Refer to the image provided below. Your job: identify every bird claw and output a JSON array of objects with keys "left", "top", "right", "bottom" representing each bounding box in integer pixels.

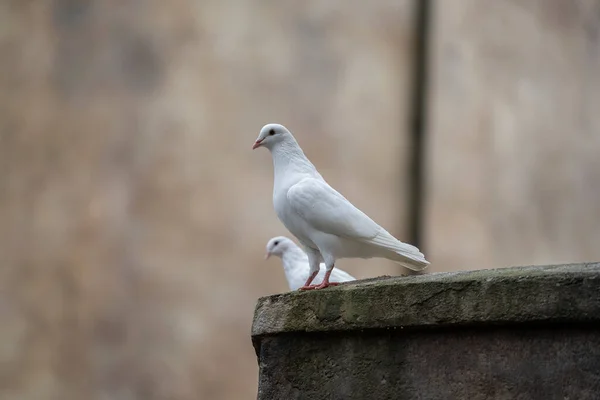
[{"left": 315, "top": 281, "right": 339, "bottom": 289}]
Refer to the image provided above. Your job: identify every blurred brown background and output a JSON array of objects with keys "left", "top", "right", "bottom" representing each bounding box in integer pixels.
[{"left": 0, "top": 0, "right": 599, "bottom": 399}]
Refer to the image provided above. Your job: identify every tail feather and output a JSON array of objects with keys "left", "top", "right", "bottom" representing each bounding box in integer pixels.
[{"left": 364, "top": 229, "right": 430, "bottom": 271}]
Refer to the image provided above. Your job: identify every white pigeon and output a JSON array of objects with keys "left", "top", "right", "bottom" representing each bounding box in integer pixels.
[
  {"left": 265, "top": 236, "right": 356, "bottom": 291},
  {"left": 253, "top": 123, "right": 430, "bottom": 290}
]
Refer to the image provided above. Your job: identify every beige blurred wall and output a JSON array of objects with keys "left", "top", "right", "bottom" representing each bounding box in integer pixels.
[
  {"left": 425, "top": 0, "right": 600, "bottom": 271},
  {"left": 0, "top": 1, "right": 417, "bottom": 399},
  {"left": 2, "top": 1, "right": 600, "bottom": 399}
]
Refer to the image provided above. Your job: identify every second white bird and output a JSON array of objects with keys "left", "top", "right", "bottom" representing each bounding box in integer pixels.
[{"left": 265, "top": 236, "right": 355, "bottom": 291}]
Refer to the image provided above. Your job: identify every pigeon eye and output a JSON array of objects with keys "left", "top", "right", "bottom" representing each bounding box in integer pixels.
[
  {"left": 273, "top": 240, "right": 279, "bottom": 246},
  {"left": 269, "top": 129, "right": 276, "bottom": 136}
]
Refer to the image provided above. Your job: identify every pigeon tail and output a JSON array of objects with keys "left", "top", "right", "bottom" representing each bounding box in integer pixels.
[{"left": 366, "top": 230, "right": 430, "bottom": 271}]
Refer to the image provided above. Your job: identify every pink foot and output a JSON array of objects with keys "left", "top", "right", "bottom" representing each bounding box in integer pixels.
[
  {"left": 298, "top": 284, "right": 319, "bottom": 291},
  {"left": 314, "top": 281, "right": 339, "bottom": 290},
  {"left": 298, "top": 271, "right": 319, "bottom": 290}
]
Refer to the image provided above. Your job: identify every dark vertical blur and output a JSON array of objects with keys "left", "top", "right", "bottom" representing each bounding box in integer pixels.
[{"left": 407, "top": 0, "right": 431, "bottom": 254}]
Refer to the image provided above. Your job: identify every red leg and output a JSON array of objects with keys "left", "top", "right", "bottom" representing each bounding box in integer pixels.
[
  {"left": 298, "top": 270, "right": 319, "bottom": 291},
  {"left": 313, "top": 269, "right": 340, "bottom": 290}
]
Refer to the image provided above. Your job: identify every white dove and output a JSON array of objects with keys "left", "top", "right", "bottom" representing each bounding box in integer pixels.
[
  {"left": 253, "top": 123, "right": 430, "bottom": 290},
  {"left": 265, "top": 236, "right": 356, "bottom": 291}
]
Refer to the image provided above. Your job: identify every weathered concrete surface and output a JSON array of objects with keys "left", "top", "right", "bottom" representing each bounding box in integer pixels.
[{"left": 253, "top": 263, "right": 600, "bottom": 399}]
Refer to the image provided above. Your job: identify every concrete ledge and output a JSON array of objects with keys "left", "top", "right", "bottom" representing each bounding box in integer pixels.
[
  {"left": 252, "top": 263, "right": 600, "bottom": 399},
  {"left": 253, "top": 263, "right": 600, "bottom": 340}
]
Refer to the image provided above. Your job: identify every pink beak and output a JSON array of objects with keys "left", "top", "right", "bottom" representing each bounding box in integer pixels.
[
  {"left": 264, "top": 252, "right": 271, "bottom": 260},
  {"left": 252, "top": 139, "right": 263, "bottom": 150}
]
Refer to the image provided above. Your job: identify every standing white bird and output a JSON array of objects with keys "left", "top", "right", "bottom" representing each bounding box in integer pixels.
[
  {"left": 265, "top": 236, "right": 356, "bottom": 291},
  {"left": 253, "top": 123, "right": 430, "bottom": 290}
]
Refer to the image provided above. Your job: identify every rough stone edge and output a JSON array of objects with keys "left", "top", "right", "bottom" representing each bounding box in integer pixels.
[{"left": 252, "top": 263, "right": 600, "bottom": 351}]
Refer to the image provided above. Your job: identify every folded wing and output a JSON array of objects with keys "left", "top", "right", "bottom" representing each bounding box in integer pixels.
[{"left": 287, "top": 178, "right": 428, "bottom": 269}]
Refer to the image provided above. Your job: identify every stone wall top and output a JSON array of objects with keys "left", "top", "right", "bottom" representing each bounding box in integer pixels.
[{"left": 252, "top": 263, "right": 600, "bottom": 342}]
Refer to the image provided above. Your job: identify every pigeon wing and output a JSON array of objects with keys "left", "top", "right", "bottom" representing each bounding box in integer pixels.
[
  {"left": 287, "top": 178, "right": 380, "bottom": 241},
  {"left": 287, "top": 178, "right": 428, "bottom": 269}
]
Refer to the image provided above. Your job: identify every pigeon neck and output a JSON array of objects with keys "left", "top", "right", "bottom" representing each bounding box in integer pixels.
[
  {"left": 271, "top": 139, "right": 318, "bottom": 177},
  {"left": 282, "top": 247, "right": 309, "bottom": 274}
]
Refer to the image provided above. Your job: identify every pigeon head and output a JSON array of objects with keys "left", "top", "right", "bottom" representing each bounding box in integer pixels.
[
  {"left": 265, "top": 236, "right": 295, "bottom": 259},
  {"left": 252, "top": 123, "right": 293, "bottom": 150}
]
